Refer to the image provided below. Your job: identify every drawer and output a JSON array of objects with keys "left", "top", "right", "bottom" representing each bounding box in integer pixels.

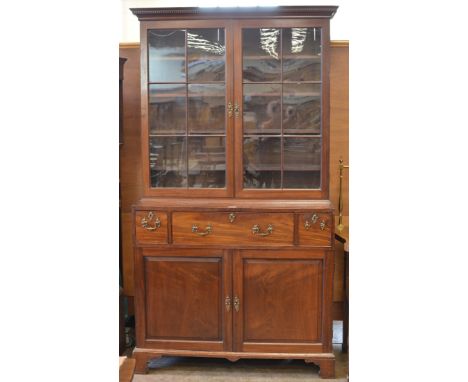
[
  {"left": 135, "top": 210, "right": 168, "bottom": 244},
  {"left": 298, "top": 213, "right": 332, "bottom": 246},
  {"left": 172, "top": 212, "right": 294, "bottom": 246}
]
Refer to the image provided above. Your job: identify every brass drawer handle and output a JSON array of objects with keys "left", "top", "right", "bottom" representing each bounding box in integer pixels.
[
  {"left": 227, "top": 102, "right": 233, "bottom": 118},
  {"left": 228, "top": 213, "right": 236, "bottom": 223},
  {"left": 233, "top": 296, "right": 240, "bottom": 312},
  {"left": 225, "top": 296, "right": 231, "bottom": 312},
  {"left": 304, "top": 214, "right": 319, "bottom": 230},
  {"left": 141, "top": 211, "right": 161, "bottom": 231},
  {"left": 252, "top": 224, "right": 273, "bottom": 236},
  {"left": 192, "top": 223, "right": 212, "bottom": 236}
]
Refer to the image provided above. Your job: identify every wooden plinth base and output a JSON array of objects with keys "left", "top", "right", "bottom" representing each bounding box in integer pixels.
[{"left": 133, "top": 347, "right": 335, "bottom": 379}]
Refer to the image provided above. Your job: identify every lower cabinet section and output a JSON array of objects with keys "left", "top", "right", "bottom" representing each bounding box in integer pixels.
[{"left": 135, "top": 247, "right": 334, "bottom": 377}]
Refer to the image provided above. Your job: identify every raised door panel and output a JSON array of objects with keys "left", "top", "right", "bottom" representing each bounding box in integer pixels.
[
  {"left": 142, "top": 248, "right": 231, "bottom": 351},
  {"left": 234, "top": 250, "right": 324, "bottom": 353}
]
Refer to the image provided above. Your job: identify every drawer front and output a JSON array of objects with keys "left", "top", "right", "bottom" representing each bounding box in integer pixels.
[
  {"left": 172, "top": 212, "right": 294, "bottom": 246},
  {"left": 135, "top": 210, "right": 168, "bottom": 244},
  {"left": 298, "top": 213, "right": 332, "bottom": 246}
]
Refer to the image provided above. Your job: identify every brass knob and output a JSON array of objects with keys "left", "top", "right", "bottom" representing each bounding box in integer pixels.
[{"left": 141, "top": 211, "right": 161, "bottom": 231}]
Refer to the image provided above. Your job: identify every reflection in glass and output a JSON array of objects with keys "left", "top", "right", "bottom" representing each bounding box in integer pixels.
[
  {"left": 283, "top": 137, "right": 321, "bottom": 189},
  {"left": 243, "top": 84, "right": 281, "bottom": 134},
  {"left": 243, "top": 137, "right": 281, "bottom": 188},
  {"left": 188, "top": 137, "right": 226, "bottom": 188},
  {"left": 188, "top": 84, "right": 225, "bottom": 134},
  {"left": 188, "top": 29, "right": 225, "bottom": 82},
  {"left": 149, "top": 84, "right": 186, "bottom": 134},
  {"left": 243, "top": 28, "right": 281, "bottom": 82},
  {"left": 150, "top": 137, "right": 187, "bottom": 188},
  {"left": 282, "top": 28, "right": 321, "bottom": 81},
  {"left": 283, "top": 84, "right": 321, "bottom": 134},
  {"left": 148, "top": 29, "right": 186, "bottom": 83}
]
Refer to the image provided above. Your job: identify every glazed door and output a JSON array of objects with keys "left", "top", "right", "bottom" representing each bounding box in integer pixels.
[
  {"left": 142, "top": 20, "right": 234, "bottom": 197},
  {"left": 233, "top": 250, "right": 325, "bottom": 353},
  {"left": 140, "top": 248, "right": 232, "bottom": 351},
  {"left": 233, "top": 20, "right": 330, "bottom": 199}
]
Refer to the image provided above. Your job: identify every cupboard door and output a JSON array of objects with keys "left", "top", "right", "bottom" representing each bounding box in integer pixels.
[
  {"left": 142, "top": 21, "right": 234, "bottom": 197},
  {"left": 234, "top": 250, "right": 324, "bottom": 353},
  {"left": 234, "top": 20, "right": 330, "bottom": 199},
  {"left": 141, "top": 248, "right": 232, "bottom": 351}
]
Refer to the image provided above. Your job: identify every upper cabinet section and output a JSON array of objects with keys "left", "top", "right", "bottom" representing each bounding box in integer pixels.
[{"left": 132, "top": 7, "right": 336, "bottom": 199}]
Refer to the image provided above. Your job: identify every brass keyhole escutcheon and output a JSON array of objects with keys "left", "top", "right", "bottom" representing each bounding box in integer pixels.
[
  {"left": 233, "top": 296, "right": 240, "bottom": 312},
  {"left": 234, "top": 103, "right": 240, "bottom": 118},
  {"left": 228, "top": 213, "right": 236, "bottom": 223}
]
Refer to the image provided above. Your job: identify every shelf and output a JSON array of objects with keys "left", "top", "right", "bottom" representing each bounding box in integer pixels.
[
  {"left": 242, "top": 81, "right": 322, "bottom": 85},
  {"left": 243, "top": 55, "right": 320, "bottom": 61},
  {"left": 243, "top": 133, "right": 322, "bottom": 137},
  {"left": 149, "top": 134, "right": 226, "bottom": 137}
]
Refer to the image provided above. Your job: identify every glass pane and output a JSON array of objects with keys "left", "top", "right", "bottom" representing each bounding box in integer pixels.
[
  {"left": 188, "top": 29, "right": 225, "bottom": 82},
  {"left": 188, "top": 84, "right": 225, "bottom": 134},
  {"left": 283, "top": 83, "right": 321, "bottom": 134},
  {"left": 243, "top": 28, "right": 281, "bottom": 82},
  {"left": 188, "top": 137, "right": 226, "bottom": 188},
  {"left": 283, "top": 137, "right": 321, "bottom": 189},
  {"left": 149, "top": 84, "right": 186, "bottom": 135},
  {"left": 282, "top": 28, "right": 321, "bottom": 82},
  {"left": 243, "top": 84, "right": 281, "bottom": 134},
  {"left": 148, "top": 29, "right": 186, "bottom": 83},
  {"left": 150, "top": 137, "right": 187, "bottom": 188},
  {"left": 244, "top": 137, "right": 281, "bottom": 189}
]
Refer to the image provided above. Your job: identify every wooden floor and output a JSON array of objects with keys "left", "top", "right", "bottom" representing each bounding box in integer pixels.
[{"left": 131, "top": 322, "right": 348, "bottom": 381}]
